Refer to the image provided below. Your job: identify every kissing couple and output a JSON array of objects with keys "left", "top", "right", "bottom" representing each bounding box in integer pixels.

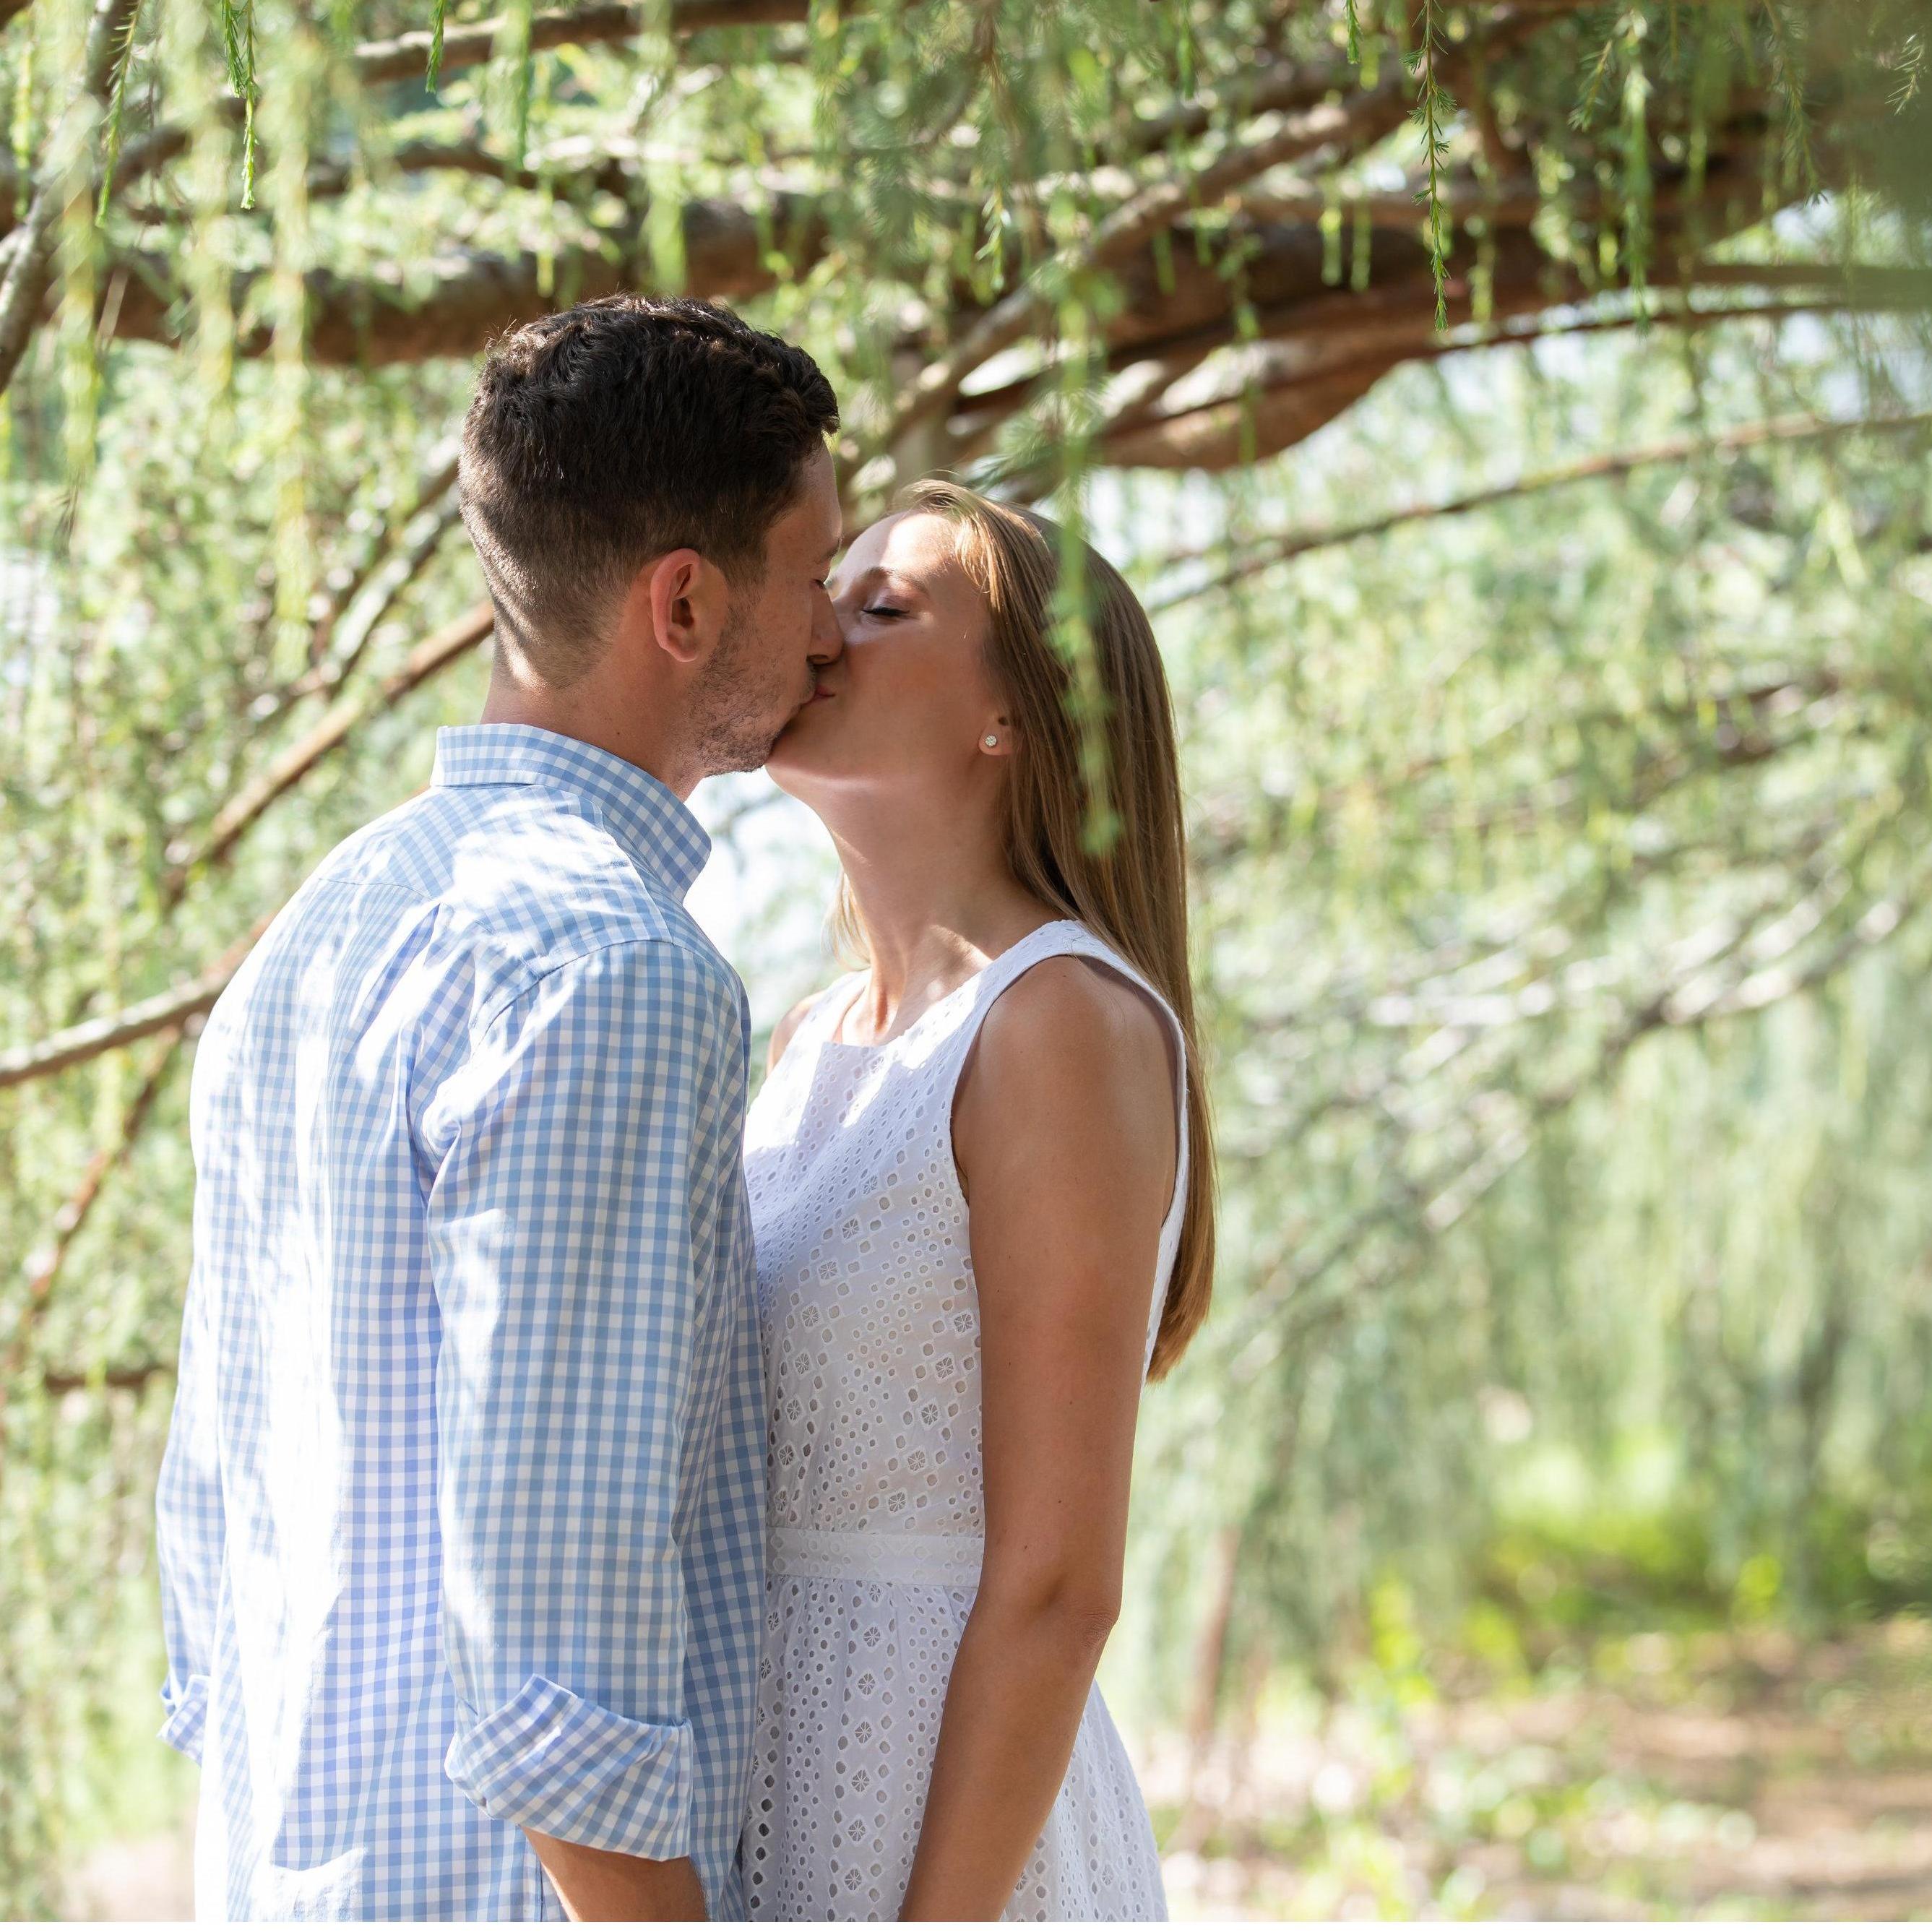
[{"left": 156, "top": 296, "right": 1214, "bottom": 1922}]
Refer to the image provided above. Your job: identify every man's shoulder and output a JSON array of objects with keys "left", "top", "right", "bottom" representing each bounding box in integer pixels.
[{"left": 340, "top": 781, "right": 733, "bottom": 996}]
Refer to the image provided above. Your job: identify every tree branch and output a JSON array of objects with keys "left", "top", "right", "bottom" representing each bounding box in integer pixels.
[
  {"left": 1, "top": 603, "right": 493, "bottom": 1091},
  {"left": 39, "top": 1360, "right": 171, "bottom": 1398},
  {"left": 289, "top": 444, "right": 463, "bottom": 691},
  {"left": 5, "top": 1027, "right": 188, "bottom": 1392},
  {"left": 874, "top": 1, "right": 1577, "bottom": 466},
  {"left": 1224, "top": 862, "right": 1928, "bottom": 1382},
  {"left": 353, "top": 0, "right": 811, "bottom": 87},
  {"left": 0, "top": 926, "right": 262, "bottom": 1090},
  {"left": 1146, "top": 410, "right": 1932, "bottom": 608},
  {"left": 103, "top": 190, "right": 822, "bottom": 362},
  {"left": 1086, "top": 274, "right": 1926, "bottom": 475},
  {"left": 0, "top": 0, "right": 140, "bottom": 397},
  {"left": 165, "top": 600, "right": 493, "bottom": 896}
]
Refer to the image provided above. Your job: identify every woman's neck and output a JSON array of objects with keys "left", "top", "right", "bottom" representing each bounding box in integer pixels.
[{"left": 830, "top": 811, "right": 1056, "bottom": 1036}]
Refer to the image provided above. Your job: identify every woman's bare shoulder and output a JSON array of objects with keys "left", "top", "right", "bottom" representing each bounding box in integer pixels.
[
  {"left": 766, "top": 991, "right": 822, "bottom": 1074},
  {"left": 983, "top": 952, "right": 1170, "bottom": 1077},
  {"left": 958, "top": 952, "right": 1174, "bottom": 1163}
]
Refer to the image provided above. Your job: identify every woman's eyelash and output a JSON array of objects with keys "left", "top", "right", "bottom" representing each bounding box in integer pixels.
[{"left": 862, "top": 603, "right": 907, "bottom": 620}]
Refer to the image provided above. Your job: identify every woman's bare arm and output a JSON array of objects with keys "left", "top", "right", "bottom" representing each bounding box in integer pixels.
[
  {"left": 897, "top": 955, "right": 1177, "bottom": 1920},
  {"left": 522, "top": 1834, "right": 707, "bottom": 1922}
]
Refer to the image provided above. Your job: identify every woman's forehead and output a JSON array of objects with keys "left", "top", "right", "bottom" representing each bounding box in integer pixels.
[{"left": 845, "top": 509, "right": 959, "bottom": 576}]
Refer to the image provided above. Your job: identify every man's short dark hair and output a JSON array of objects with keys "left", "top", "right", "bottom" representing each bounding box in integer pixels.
[{"left": 458, "top": 295, "right": 840, "bottom": 684}]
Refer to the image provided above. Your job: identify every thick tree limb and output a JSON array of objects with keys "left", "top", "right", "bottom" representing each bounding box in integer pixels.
[
  {"left": 103, "top": 191, "right": 821, "bottom": 363},
  {"left": 353, "top": 0, "right": 811, "bottom": 87},
  {"left": 1085, "top": 259, "right": 1924, "bottom": 473},
  {"left": 80, "top": 94, "right": 1839, "bottom": 491}
]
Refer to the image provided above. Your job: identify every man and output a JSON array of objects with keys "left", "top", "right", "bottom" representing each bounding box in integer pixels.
[{"left": 155, "top": 296, "right": 842, "bottom": 1920}]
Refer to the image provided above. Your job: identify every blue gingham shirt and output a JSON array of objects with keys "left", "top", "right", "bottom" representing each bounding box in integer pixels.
[{"left": 155, "top": 725, "right": 766, "bottom": 1920}]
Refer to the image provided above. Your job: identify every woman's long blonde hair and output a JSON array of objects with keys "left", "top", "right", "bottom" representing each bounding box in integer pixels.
[{"left": 832, "top": 479, "right": 1215, "bottom": 1379}]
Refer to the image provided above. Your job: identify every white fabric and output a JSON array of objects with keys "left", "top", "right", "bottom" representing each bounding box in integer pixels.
[{"left": 740, "top": 919, "right": 1186, "bottom": 1921}]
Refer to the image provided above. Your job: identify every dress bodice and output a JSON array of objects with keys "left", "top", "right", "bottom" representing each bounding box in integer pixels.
[{"left": 742, "top": 919, "right": 1189, "bottom": 1540}]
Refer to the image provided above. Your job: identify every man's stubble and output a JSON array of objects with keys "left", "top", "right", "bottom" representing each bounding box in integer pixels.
[{"left": 688, "top": 594, "right": 803, "bottom": 778}]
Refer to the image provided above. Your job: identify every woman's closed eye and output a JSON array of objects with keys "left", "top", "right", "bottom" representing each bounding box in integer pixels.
[{"left": 861, "top": 603, "right": 910, "bottom": 621}]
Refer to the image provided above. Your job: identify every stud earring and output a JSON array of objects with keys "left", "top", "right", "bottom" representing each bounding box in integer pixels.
[{"left": 983, "top": 733, "right": 1000, "bottom": 749}]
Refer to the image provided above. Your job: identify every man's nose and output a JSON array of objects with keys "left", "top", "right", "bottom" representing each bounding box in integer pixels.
[{"left": 809, "top": 588, "right": 844, "bottom": 664}]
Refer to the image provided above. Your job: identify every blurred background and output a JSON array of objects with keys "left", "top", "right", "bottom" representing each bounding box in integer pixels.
[{"left": 2, "top": 0, "right": 1931, "bottom": 1917}]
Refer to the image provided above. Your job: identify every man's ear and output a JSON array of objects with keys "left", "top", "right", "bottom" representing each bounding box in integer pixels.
[{"left": 632, "top": 548, "right": 729, "bottom": 665}]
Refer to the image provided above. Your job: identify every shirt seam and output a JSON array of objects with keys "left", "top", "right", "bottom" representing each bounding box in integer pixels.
[{"left": 475, "top": 927, "right": 736, "bottom": 1037}]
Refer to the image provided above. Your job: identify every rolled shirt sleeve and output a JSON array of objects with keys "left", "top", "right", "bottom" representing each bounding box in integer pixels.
[{"left": 423, "top": 936, "right": 732, "bottom": 1859}]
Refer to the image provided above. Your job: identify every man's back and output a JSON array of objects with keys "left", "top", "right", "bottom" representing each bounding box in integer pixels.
[{"left": 156, "top": 725, "right": 766, "bottom": 1919}]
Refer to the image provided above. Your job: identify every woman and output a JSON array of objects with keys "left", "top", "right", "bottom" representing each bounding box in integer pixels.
[{"left": 740, "top": 481, "right": 1215, "bottom": 1921}]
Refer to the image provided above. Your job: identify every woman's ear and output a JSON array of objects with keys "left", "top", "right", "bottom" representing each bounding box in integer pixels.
[{"left": 978, "top": 718, "right": 1015, "bottom": 756}]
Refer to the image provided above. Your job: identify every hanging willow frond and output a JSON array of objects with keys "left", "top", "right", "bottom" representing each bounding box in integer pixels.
[
  {"left": 215, "top": 0, "right": 259, "bottom": 206},
  {"left": 1408, "top": 0, "right": 1456, "bottom": 329},
  {"left": 90, "top": 0, "right": 140, "bottom": 222},
  {"left": 424, "top": 0, "right": 449, "bottom": 90},
  {"left": 499, "top": 0, "right": 538, "bottom": 171},
  {"left": 1761, "top": 0, "right": 1821, "bottom": 194},
  {"left": 1889, "top": 29, "right": 1925, "bottom": 110}
]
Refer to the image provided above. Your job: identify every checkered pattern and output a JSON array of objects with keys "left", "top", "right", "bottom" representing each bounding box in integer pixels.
[{"left": 155, "top": 725, "right": 767, "bottom": 1920}]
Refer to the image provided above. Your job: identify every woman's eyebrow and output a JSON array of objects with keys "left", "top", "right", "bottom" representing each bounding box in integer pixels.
[
  {"left": 835, "top": 564, "right": 923, "bottom": 601},
  {"left": 861, "top": 566, "right": 925, "bottom": 600}
]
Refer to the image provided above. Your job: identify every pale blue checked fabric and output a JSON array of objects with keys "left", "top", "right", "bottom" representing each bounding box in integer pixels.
[{"left": 155, "top": 724, "right": 766, "bottom": 1920}]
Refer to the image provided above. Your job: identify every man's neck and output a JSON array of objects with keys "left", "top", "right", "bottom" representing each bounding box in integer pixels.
[{"left": 480, "top": 663, "right": 694, "bottom": 798}]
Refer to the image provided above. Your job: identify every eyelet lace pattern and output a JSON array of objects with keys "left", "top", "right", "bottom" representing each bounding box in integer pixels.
[{"left": 739, "top": 921, "right": 1186, "bottom": 1923}]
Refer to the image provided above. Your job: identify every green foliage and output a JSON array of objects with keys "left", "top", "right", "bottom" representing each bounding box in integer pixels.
[{"left": 1111, "top": 318, "right": 1932, "bottom": 1740}]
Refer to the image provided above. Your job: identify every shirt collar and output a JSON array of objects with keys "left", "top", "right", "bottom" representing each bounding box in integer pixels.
[{"left": 430, "top": 723, "right": 712, "bottom": 902}]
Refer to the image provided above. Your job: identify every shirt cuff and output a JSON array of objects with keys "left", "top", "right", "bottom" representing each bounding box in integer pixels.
[
  {"left": 158, "top": 1671, "right": 210, "bottom": 1764},
  {"left": 444, "top": 1673, "right": 694, "bottom": 1859}
]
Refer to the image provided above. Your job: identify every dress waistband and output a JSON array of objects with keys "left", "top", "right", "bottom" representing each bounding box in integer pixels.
[{"left": 767, "top": 1527, "right": 986, "bottom": 1589}]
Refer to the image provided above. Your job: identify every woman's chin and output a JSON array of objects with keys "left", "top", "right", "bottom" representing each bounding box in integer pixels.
[
  {"left": 767, "top": 714, "right": 871, "bottom": 798},
  {"left": 765, "top": 710, "right": 829, "bottom": 785}
]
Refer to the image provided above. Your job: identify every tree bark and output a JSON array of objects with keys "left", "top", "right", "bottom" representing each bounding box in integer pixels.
[{"left": 353, "top": 0, "right": 814, "bottom": 88}]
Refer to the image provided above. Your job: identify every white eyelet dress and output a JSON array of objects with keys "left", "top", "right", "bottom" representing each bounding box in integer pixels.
[{"left": 738, "top": 919, "right": 1186, "bottom": 1922}]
